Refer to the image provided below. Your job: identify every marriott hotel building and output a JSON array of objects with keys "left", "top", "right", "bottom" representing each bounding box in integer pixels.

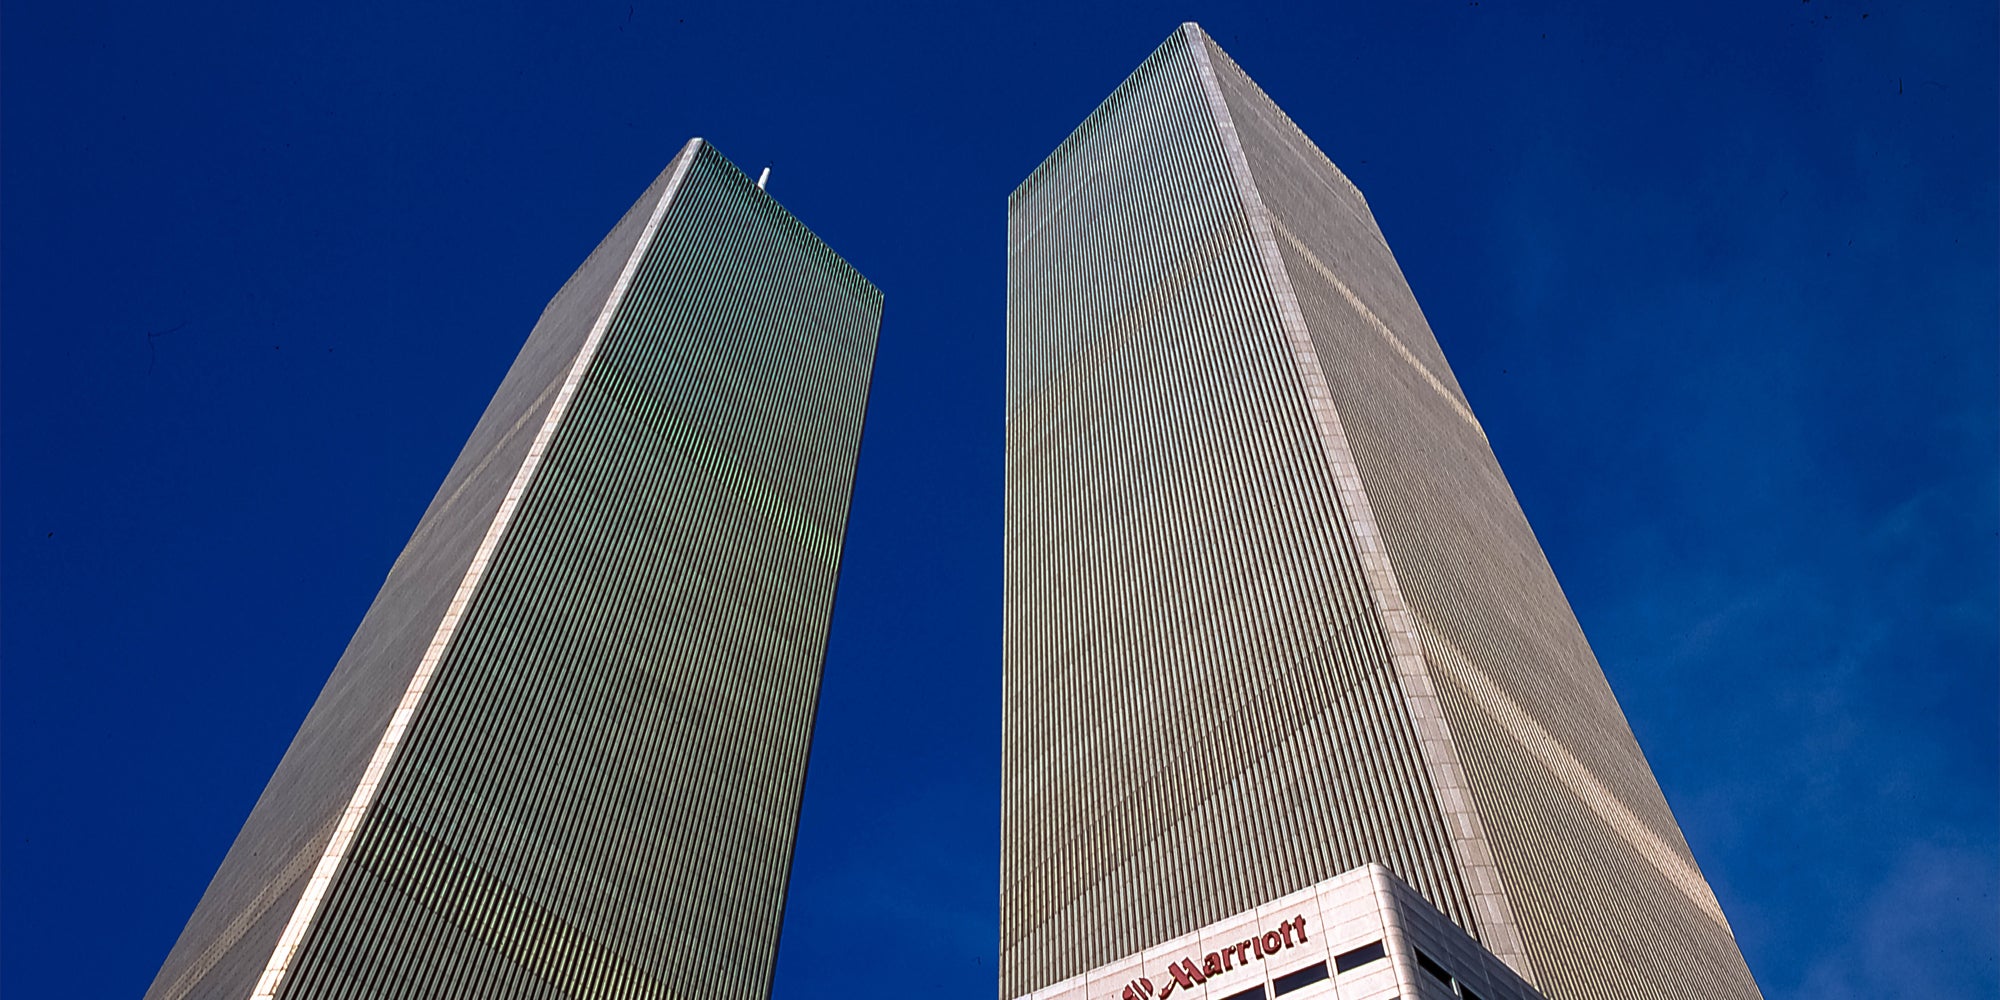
[{"left": 1002, "top": 24, "right": 1762, "bottom": 1000}]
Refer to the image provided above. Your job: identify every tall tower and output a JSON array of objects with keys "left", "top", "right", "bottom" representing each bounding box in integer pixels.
[
  {"left": 1002, "top": 24, "right": 1760, "bottom": 1000},
  {"left": 146, "top": 139, "right": 882, "bottom": 1000}
]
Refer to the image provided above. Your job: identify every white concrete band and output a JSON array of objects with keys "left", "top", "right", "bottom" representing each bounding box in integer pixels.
[
  {"left": 1413, "top": 615, "right": 1733, "bottom": 931},
  {"left": 1269, "top": 217, "right": 1487, "bottom": 440}
]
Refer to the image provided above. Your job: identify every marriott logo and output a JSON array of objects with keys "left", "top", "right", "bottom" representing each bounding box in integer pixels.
[{"left": 1119, "top": 915, "right": 1309, "bottom": 1000}]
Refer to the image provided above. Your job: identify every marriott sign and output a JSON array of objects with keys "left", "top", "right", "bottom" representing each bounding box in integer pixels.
[{"left": 1120, "top": 915, "right": 1309, "bottom": 1000}]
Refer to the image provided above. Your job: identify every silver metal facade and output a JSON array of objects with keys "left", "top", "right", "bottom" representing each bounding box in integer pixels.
[
  {"left": 145, "top": 139, "right": 882, "bottom": 1000},
  {"left": 1002, "top": 24, "right": 1761, "bottom": 1000}
]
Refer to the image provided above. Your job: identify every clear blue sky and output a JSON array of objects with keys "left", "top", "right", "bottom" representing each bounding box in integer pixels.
[{"left": 4, "top": 3, "right": 1994, "bottom": 998}]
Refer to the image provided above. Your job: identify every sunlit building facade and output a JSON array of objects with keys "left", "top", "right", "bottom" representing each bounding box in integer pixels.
[
  {"left": 1002, "top": 24, "right": 1761, "bottom": 1000},
  {"left": 145, "top": 139, "right": 882, "bottom": 1000}
]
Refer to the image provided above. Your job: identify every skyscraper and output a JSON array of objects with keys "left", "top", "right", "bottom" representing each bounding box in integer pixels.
[
  {"left": 145, "top": 139, "right": 882, "bottom": 1000},
  {"left": 1002, "top": 24, "right": 1760, "bottom": 1000}
]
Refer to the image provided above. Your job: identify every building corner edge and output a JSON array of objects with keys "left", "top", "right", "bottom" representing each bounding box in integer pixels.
[
  {"left": 1181, "top": 25, "right": 1537, "bottom": 987},
  {"left": 241, "top": 138, "right": 706, "bottom": 1000}
]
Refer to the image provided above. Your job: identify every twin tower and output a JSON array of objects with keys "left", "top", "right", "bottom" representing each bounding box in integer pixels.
[{"left": 147, "top": 24, "right": 1762, "bottom": 1000}]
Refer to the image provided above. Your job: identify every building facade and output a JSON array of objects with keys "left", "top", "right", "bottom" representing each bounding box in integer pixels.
[
  {"left": 1002, "top": 24, "right": 1760, "bottom": 1000},
  {"left": 146, "top": 139, "right": 882, "bottom": 1000}
]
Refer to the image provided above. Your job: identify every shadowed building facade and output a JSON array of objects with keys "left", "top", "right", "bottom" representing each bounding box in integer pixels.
[
  {"left": 145, "top": 139, "right": 881, "bottom": 1000},
  {"left": 1002, "top": 24, "right": 1760, "bottom": 1000}
]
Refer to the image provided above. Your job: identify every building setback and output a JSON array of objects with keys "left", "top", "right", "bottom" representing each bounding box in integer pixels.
[
  {"left": 1002, "top": 24, "right": 1761, "bottom": 1000},
  {"left": 145, "top": 139, "right": 882, "bottom": 1000}
]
